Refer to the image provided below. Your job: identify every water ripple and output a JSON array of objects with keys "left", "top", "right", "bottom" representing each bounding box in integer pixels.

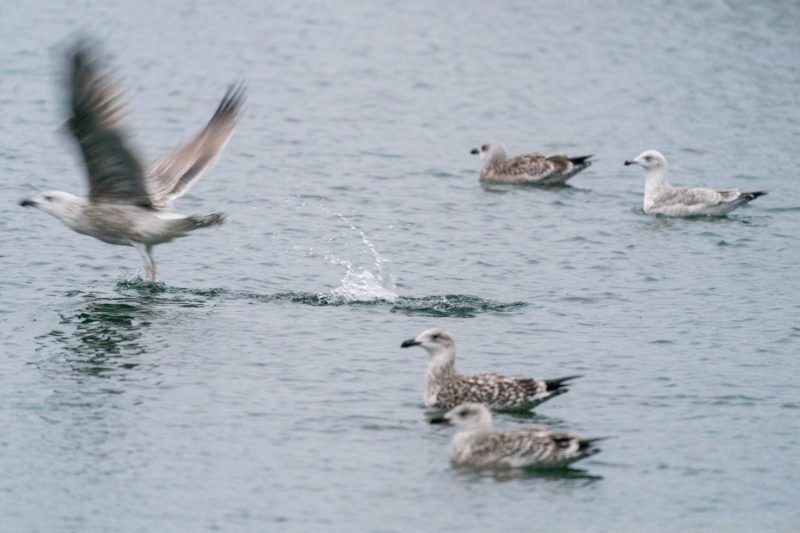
[{"left": 115, "top": 281, "right": 527, "bottom": 317}]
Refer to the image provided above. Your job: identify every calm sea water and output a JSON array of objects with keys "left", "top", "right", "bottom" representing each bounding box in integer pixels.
[{"left": 1, "top": 1, "right": 799, "bottom": 531}]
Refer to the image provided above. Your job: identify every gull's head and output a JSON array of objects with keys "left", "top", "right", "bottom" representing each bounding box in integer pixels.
[
  {"left": 400, "top": 327, "right": 455, "bottom": 356},
  {"left": 19, "top": 191, "right": 82, "bottom": 217},
  {"left": 430, "top": 402, "right": 493, "bottom": 432},
  {"left": 470, "top": 141, "right": 508, "bottom": 165},
  {"left": 624, "top": 150, "right": 667, "bottom": 171}
]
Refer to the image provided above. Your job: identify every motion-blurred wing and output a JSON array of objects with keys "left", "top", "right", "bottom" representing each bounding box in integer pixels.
[
  {"left": 146, "top": 84, "right": 245, "bottom": 208},
  {"left": 67, "top": 42, "right": 151, "bottom": 206}
]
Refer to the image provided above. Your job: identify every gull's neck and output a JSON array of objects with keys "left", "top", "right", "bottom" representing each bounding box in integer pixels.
[
  {"left": 452, "top": 420, "right": 494, "bottom": 456},
  {"left": 483, "top": 150, "right": 507, "bottom": 169},
  {"left": 425, "top": 347, "right": 458, "bottom": 405},
  {"left": 644, "top": 166, "right": 671, "bottom": 209},
  {"left": 46, "top": 195, "right": 91, "bottom": 232}
]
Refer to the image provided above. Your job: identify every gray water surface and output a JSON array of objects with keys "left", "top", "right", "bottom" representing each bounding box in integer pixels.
[{"left": 2, "top": 1, "right": 799, "bottom": 531}]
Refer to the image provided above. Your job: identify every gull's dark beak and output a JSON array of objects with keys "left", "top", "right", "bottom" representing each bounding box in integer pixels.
[
  {"left": 19, "top": 199, "right": 34, "bottom": 207},
  {"left": 470, "top": 148, "right": 479, "bottom": 155},
  {"left": 429, "top": 415, "right": 449, "bottom": 425},
  {"left": 624, "top": 160, "right": 635, "bottom": 166},
  {"left": 400, "top": 338, "right": 420, "bottom": 348}
]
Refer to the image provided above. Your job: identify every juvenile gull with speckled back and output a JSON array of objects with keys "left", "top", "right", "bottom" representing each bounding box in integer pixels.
[
  {"left": 471, "top": 141, "right": 592, "bottom": 185},
  {"left": 19, "top": 40, "right": 245, "bottom": 282},
  {"left": 401, "top": 328, "right": 579, "bottom": 410},
  {"left": 430, "top": 403, "right": 602, "bottom": 468}
]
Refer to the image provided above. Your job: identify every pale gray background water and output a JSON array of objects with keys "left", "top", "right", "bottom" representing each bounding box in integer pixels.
[{"left": 1, "top": 1, "right": 799, "bottom": 531}]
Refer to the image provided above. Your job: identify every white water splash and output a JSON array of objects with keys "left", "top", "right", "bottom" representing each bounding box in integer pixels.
[
  {"left": 276, "top": 197, "right": 399, "bottom": 303},
  {"left": 115, "top": 269, "right": 144, "bottom": 284},
  {"left": 327, "top": 257, "right": 399, "bottom": 303},
  {"left": 323, "top": 211, "right": 398, "bottom": 303}
]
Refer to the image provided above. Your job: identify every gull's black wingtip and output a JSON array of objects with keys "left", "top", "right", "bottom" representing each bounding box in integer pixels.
[
  {"left": 570, "top": 154, "right": 593, "bottom": 165},
  {"left": 743, "top": 191, "right": 767, "bottom": 200},
  {"left": 544, "top": 375, "right": 583, "bottom": 390},
  {"left": 218, "top": 81, "right": 247, "bottom": 114}
]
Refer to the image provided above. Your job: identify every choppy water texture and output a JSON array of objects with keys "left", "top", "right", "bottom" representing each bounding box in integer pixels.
[{"left": 2, "top": 1, "right": 799, "bottom": 531}]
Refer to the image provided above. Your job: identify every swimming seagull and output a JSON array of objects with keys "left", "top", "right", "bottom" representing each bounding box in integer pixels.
[
  {"left": 430, "top": 403, "right": 602, "bottom": 468},
  {"left": 400, "top": 328, "right": 579, "bottom": 410},
  {"left": 624, "top": 150, "right": 766, "bottom": 217},
  {"left": 19, "top": 41, "right": 245, "bottom": 282},
  {"left": 470, "top": 141, "right": 592, "bottom": 185}
]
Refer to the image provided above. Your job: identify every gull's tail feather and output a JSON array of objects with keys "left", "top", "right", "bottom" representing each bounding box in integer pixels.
[
  {"left": 192, "top": 213, "right": 226, "bottom": 227},
  {"left": 741, "top": 191, "right": 767, "bottom": 202},
  {"left": 514, "top": 375, "right": 580, "bottom": 409},
  {"left": 544, "top": 375, "right": 582, "bottom": 392},
  {"left": 578, "top": 437, "right": 606, "bottom": 455},
  {"left": 568, "top": 155, "right": 593, "bottom": 166}
]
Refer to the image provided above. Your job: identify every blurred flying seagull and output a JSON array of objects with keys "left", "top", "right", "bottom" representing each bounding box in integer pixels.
[
  {"left": 624, "top": 150, "right": 766, "bottom": 217},
  {"left": 20, "top": 40, "right": 245, "bottom": 282},
  {"left": 471, "top": 141, "right": 592, "bottom": 185}
]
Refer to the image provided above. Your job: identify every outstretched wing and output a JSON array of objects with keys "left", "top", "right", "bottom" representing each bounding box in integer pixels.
[
  {"left": 146, "top": 84, "right": 245, "bottom": 208},
  {"left": 67, "top": 41, "right": 151, "bottom": 207}
]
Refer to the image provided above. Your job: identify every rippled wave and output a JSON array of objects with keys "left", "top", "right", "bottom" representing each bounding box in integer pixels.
[{"left": 115, "top": 281, "right": 526, "bottom": 317}]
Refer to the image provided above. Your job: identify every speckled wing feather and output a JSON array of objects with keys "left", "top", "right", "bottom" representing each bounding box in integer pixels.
[
  {"left": 436, "top": 373, "right": 553, "bottom": 409},
  {"left": 67, "top": 43, "right": 151, "bottom": 207},
  {"left": 484, "top": 153, "right": 590, "bottom": 184},
  {"left": 491, "top": 154, "right": 554, "bottom": 183},
  {"left": 465, "top": 429, "right": 573, "bottom": 466},
  {"left": 545, "top": 155, "right": 576, "bottom": 173},
  {"left": 146, "top": 84, "right": 245, "bottom": 208},
  {"left": 653, "top": 186, "right": 727, "bottom": 207},
  {"left": 717, "top": 189, "right": 741, "bottom": 201}
]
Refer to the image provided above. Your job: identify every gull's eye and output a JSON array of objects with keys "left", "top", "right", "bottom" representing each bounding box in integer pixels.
[
  {"left": 459, "top": 410, "right": 469, "bottom": 418},
  {"left": 44, "top": 195, "right": 53, "bottom": 201},
  {"left": 481, "top": 144, "right": 489, "bottom": 151},
  {"left": 431, "top": 333, "right": 440, "bottom": 340}
]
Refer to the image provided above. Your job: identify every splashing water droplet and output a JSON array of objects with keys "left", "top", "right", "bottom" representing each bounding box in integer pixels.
[
  {"left": 329, "top": 266, "right": 398, "bottom": 303},
  {"left": 320, "top": 209, "right": 398, "bottom": 303}
]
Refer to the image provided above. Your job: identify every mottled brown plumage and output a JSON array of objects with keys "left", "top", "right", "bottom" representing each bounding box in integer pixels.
[
  {"left": 431, "top": 403, "right": 601, "bottom": 468},
  {"left": 431, "top": 372, "right": 574, "bottom": 410},
  {"left": 471, "top": 141, "right": 592, "bottom": 185},
  {"left": 401, "top": 328, "right": 579, "bottom": 410}
]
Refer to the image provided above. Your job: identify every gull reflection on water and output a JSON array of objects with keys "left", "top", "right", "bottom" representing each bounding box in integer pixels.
[
  {"left": 39, "top": 293, "right": 156, "bottom": 382},
  {"left": 450, "top": 461, "right": 603, "bottom": 487},
  {"left": 37, "top": 282, "right": 205, "bottom": 380}
]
